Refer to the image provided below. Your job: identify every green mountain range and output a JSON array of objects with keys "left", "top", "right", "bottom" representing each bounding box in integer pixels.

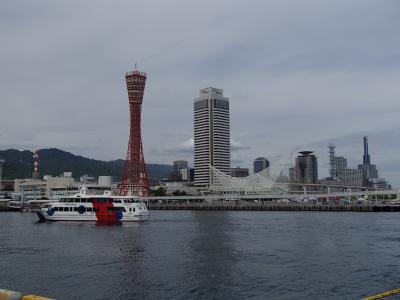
[{"left": 0, "top": 148, "right": 172, "bottom": 181}]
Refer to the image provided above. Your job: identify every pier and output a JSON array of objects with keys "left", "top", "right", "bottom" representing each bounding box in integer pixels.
[
  {"left": 148, "top": 202, "right": 400, "bottom": 212},
  {"left": 145, "top": 188, "right": 400, "bottom": 212}
]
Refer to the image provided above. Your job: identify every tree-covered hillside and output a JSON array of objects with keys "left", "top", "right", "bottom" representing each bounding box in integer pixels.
[{"left": 0, "top": 148, "right": 172, "bottom": 181}]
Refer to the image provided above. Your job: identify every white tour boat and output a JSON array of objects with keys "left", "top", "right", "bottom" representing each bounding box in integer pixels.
[{"left": 36, "top": 187, "right": 149, "bottom": 222}]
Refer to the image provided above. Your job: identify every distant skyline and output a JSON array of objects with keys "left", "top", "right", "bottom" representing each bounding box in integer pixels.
[{"left": 1, "top": 1, "right": 400, "bottom": 186}]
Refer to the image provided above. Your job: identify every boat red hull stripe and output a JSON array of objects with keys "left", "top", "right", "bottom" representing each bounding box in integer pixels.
[{"left": 92, "top": 199, "right": 118, "bottom": 222}]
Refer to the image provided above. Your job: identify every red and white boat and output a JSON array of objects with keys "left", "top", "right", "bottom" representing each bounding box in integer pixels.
[{"left": 36, "top": 187, "right": 149, "bottom": 222}]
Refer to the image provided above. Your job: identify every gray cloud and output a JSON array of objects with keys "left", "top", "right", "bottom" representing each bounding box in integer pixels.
[{"left": 1, "top": 0, "right": 400, "bottom": 185}]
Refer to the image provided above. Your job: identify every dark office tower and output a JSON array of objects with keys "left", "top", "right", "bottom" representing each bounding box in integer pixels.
[
  {"left": 170, "top": 160, "right": 189, "bottom": 180},
  {"left": 173, "top": 160, "right": 189, "bottom": 175},
  {"left": 230, "top": 167, "right": 249, "bottom": 178},
  {"left": 119, "top": 70, "right": 150, "bottom": 196},
  {"left": 289, "top": 151, "right": 318, "bottom": 190},
  {"left": 253, "top": 157, "right": 270, "bottom": 174}
]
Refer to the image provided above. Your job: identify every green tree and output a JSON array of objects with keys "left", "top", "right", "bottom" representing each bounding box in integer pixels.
[
  {"left": 172, "top": 190, "right": 188, "bottom": 196},
  {"left": 152, "top": 187, "right": 166, "bottom": 196}
]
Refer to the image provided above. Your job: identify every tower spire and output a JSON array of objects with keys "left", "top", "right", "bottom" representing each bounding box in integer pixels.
[{"left": 363, "top": 136, "right": 370, "bottom": 165}]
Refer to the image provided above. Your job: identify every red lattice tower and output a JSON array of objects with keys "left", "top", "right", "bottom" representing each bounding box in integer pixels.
[{"left": 119, "top": 70, "right": 150, "bottom": 196}]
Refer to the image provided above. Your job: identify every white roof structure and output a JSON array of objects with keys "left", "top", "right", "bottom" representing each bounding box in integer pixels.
[{"left": 210, "top": 153, "right": 294, "bottom": 194}]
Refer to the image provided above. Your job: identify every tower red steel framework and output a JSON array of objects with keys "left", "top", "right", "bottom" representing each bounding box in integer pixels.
[{"left": 119, "top": 70, "right": 150, "bottom": 196}]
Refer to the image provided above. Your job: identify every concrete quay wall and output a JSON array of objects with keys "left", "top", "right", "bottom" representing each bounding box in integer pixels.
[{"left": 148, "top": 203, "right": 400, "bottom": 212}]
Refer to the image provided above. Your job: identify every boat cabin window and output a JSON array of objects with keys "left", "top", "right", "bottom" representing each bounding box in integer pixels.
[
  {"left": 113, "top": 199, "right": 122, "bottom": 203},
  {"left": 94, "top": 198, "right": 110, "bottom": 203},
  {"left": 107, "top": 207, "right": 126, "bottom": 212},
  {"left": 87, "top": 207, "right": 93, "bottom": 212},
  {"left": 61, "top": 198, "right": 75, "bottom": 203}
]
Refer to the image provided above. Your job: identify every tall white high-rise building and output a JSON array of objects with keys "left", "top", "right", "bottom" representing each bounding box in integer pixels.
[{"left": 193, "top": 87, "right": 230, "bottom": 189}]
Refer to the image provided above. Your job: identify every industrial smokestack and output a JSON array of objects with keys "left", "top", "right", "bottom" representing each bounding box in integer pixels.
[
  {"left": 363, "top": 136, "right": 371, "bottom": 165},
  {"left": 32, "top": 150, "right": 40, "bottom": 180}
]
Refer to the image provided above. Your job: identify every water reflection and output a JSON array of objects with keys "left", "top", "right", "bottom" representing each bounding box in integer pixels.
[
  {"left": 95, "top": 220, "right": 123, "bottom": 226},
  {"left": 187, "top": 211, "right": 241, "bottom": 298}
]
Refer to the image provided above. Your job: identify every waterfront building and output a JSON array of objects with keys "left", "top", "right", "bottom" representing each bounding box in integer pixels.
[
  {"left": 180, "top": 168, "right": 189, "bottom": 181},
  {"left": 170, "top": 160, "right": 189, "bottom": 181},
  {"left": 331, "top": 146, "right": 362, "bottom": 187},
  {"left": 158, "top": 180, "right": 196, "bottom": 195},
  {"left": 98, "top": 176, "right": 112, "bottom": 187},
  {"left": 327, "top": 144, "right": 363, "bottom": 187},
  {"left": 14, "top": 175, "right": 115, "bottom": 199},
  {"left": 80, "top": 174, "right": 96, "bottom": 184},
  {"left": 334, "top": 156, "right": 347, "bottom": 176},
  {"left": 0, "top": 180, "right": 14, "bottom": 193},
  {"left": 173, "top": 160, "right": 188, "bottom": 175},
  {"left": 371, "top": 178, "right": 391, "bottom": 190},
  {"left": 334, "top": 156, "right": 363, "bottom": 187},
  {"left": 340, "top": 169, "right": 363, "bottom": 187},
  {"left": 289, "top": 151, "right": 318, "bottom": 190},
  {"left": 14, "top": 179, "right": 48, "bottom": 199},
  {"left": 253, "top": 157, "right": 270, "bottom": 174},
  {"left": 189, "top": 168, "right": 195, "bottom": 182},
  {"left": 193, "top": 87, "right": 230, "bottom": 189},
  {"left": 230, "top": 167, "right": 249, "bottom": 178},
  {"left": 179, "top": 167, "right": 194, "bottom": 182},
  {"left": 45, "top": 176, "right": 77, "bottom": 198}
]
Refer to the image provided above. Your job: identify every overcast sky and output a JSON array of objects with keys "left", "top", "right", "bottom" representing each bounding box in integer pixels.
[{"left": 1, "top": 1, "right": 400, "bottom": 185}]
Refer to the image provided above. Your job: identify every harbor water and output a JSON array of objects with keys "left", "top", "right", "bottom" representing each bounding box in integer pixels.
[{"left": 1, "top": 211, "right": 400, "bottom": 299}]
